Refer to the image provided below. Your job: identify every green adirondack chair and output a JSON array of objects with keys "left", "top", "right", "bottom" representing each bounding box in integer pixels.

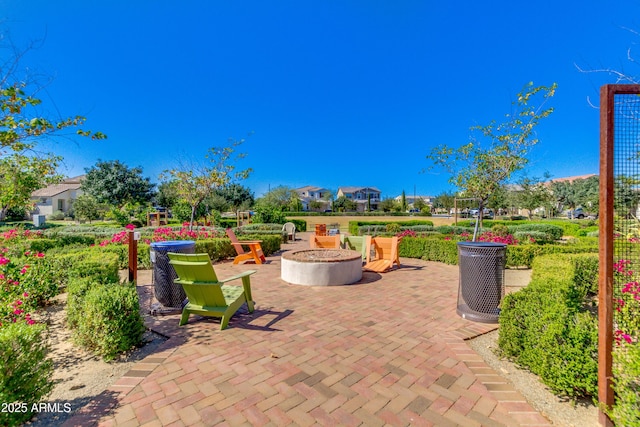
[
  {"left": 167, "top": 252, "right": 256, "bottom": 329},
  {"left": 340, "top": 235, "right": 371, "bottom": 261}
]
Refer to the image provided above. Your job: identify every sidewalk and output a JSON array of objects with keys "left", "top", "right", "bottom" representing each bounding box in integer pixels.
[{"left": 64, "top": 232, "right": 549, "bottom": 426}]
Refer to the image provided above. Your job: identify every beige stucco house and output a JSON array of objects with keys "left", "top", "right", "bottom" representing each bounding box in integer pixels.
[{"left": 31, "top": 176, "right": 84, "bottom": 218}]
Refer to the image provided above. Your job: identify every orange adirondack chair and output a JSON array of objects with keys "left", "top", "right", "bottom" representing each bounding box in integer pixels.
[
  {"left": 225, "top": 228, "right": 266, "bottom": 265},
  {"left": 364, "top": 236, "right": 400, "bottom": 273},
  {"left": 310, "top": 234, "right": 341, "bottom": 249},
  {"left": 315, "top": 224, "right": 327, "bottom": 236}
]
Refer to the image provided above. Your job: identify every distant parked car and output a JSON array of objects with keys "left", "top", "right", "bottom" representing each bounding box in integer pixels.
[
  {"left": 567, "top": 207, "right": 597, "bottom": 219},
  {"left": 471, "top": 208, "right": 493, "bottom": 219}
]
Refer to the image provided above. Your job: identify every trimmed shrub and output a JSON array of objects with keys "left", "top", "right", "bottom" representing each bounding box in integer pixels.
[
  {"left": 609, "top": 344, "right": 640, "bottom": 426},
  {"left": 434, "top": 225, "right": 477, "bottom": 235},
  {"left": 498, "top": 254, "right": 599, "bottom": 398},
  {"left": 398, "top": 237, "right": 598, "bottom": 268},
  {"left": 349, "top": 220, "right": 434, "bottom": 235},
  {"left": 0, "top": 322, "right": 53, "bottom": 427},
  {"left": 73, "top": 282, "right": 145, "bottom": 361},
  {"left": 508, "top": 223, "right": 563, "bottom": 241},
  {"left": 55, "top": 250, "right": 120, "bottom": 284},
  {"left": 399, "top": 237, "right": 459, "bottom": 264},
  {"left": 66, "top": 277, "right": 100, "bottom": 329},
  {"left": 195, "top": 239, "right": 237, "bottom": 262},
  {"left": 513, "top": 230, "right": 552, "bottom": 244}
]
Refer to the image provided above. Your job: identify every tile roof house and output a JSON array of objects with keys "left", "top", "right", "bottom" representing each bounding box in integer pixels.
[{"left": 31, "top": 175, "right": 84, "bottom": 218}]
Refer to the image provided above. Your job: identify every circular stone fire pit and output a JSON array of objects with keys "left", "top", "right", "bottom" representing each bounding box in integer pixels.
[{"left": 281, "top": 249, "right": 363, "bottom": 286}]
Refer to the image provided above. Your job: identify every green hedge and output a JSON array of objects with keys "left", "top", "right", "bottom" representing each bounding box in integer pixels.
[
  {"left": 286, "top": 219, "right": 307, "bottom": 232},
  {"left": 72, "top": 282, "right": 145, "bottom": 361},
  {"left": 498, "top": 254, "right": 599, "bottom": 398},
  {"left": 349, "top": 220, "right": 434, "bottom": 235},
  {"left": 399, "top": 237, "right": 459, "bottom": 264},
  {"left": 55, "top": 250, "right": 120, "bottom": 284},
  {"left": 398, "top": 237, "right": 598, "bottom": 268},
  {"left": 0, "top": 322, "right": 53, "bottom": 427}
]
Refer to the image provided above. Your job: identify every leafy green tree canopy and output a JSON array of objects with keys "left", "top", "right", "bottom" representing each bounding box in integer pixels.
[
  {"left": 0, "top": 34, "right": 105, "bottom": 219},
  {"left": 82, "top": 160, "right": 155, "bottom": 207},
  {"left": 428, "top": 82, "right": 557, "bottom": 222},
  {"left": 161, "top": 138, "right": 252, "bottom": 229}
]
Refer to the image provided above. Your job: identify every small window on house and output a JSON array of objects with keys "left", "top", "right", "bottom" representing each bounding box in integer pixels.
[{"left": 58, "top": 199, "right": 65, "bottom": 211}]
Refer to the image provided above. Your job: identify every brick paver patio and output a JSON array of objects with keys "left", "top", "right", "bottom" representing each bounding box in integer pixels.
[{"left": 64, "top": 232, "right": 550, "bottom": 426}]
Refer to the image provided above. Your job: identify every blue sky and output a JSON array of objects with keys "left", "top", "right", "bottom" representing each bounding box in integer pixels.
[{"left": 3, "top": 1, "right": 640, "bottom": 199}]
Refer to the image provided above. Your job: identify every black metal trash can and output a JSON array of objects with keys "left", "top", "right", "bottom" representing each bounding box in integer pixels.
[
  {"left": 456, "top": 242, "right": 506, "bottom": 323},
  {"left": 150, "top": 240, "right": 195, "bottom": 308}
]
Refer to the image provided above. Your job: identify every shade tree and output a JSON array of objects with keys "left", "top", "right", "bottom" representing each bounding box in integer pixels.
[
  {"left": 161, "top": 138, "right": 252, "bottom": 230},
  {"left": 427, "top": 82, "right": 557, "bottom": 228},
  {"left": 82, "top": 160, "right": 155, "bottom": 207}
]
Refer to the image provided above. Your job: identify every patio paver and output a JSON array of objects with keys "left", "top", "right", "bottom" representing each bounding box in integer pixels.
[{"left": 63, "top": 232, "right": 550, "bottom": 426}]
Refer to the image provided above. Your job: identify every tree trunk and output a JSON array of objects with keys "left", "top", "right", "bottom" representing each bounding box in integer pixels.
[{"left": 189, "top": 205, "right": 196, "bottom": 231}]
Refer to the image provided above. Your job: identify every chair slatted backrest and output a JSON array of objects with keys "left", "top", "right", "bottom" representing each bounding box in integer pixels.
[
  {"left": 371, "top": 237, "right": 399, "bottom": 263},
  {"left": 311, "top": 235, "right": 341, "bottom": 249},
  {"left": 342, "top": 235, "right": 371, "bottom": 260},
  {"left": 315, "top": 224, "right": 327, "bottom": 236},
  {"left": 225, "top": 228, "right": 246, "bottom": 254},
  {"left": 168, "top": 252, "right": 228, "bottom": 308}
]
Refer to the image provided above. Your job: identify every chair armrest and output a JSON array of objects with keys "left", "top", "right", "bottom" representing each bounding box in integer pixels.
[{"left": 219, "top": 270, "right": 257, "bottom": 283}]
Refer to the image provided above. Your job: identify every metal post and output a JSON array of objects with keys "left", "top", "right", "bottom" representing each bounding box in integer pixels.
[{"left": 128, "top": 230, "right": 137, "bottom": 283}]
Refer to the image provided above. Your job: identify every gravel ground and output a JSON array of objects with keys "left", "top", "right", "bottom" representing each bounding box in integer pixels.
[
  {"left": 468, "top": 328, "right": 599, "bottom": 426},
  {"left": 23, "top": 294, "right": 167, "bottom": 427}
]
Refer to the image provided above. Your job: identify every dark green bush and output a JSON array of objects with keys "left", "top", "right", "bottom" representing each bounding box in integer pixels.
[
  {"left": 287, "top": 219, "right": 307, "bottom": 232},
  {"left": 398, "top": 237, "right": 598, "bottom": 268},
  {"left": 195, "top": 239, "right": 237, "bottom": 261},
  {"left": 498, "top": 254, "right": 599, "bottom": 398},
  {"left": 399, "top": 237, "right": 458, "bottom": 264},
  {"left": 0, "top": 323, "right": 53, "bottom": 427},
  {"left": 73, "top": 282, "right": 145, "bottom": 361}
]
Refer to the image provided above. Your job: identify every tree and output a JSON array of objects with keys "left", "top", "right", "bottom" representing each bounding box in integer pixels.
[
  {"left": 0, "top": 153, "right": 61, "bottom": 220},
  {"left": 82, "top": 160, "right": 155, "bottom": 207},
  {"left": 309, "top": 200, "right": 323, "bottom": 211},
  {"left": 161, "top": 138, "right": 252, "bottom": 230},
  {"left": 432, "top": 191, "right": 455, "bottom": 214},
  {"left": 514, "top": 174, "right": 553, "bottom": 219},
  {"left": 379, "top": 197, "right": 400, "bottom": 212},
  {"left": 427, "top": 82, "right": 556, "bottom": 228},
  {"left": 213, "top": 184, "right": 254, "bottom": 212},
  {"left": 332, "top": 195, "right": 357, "bottom": 212},
  {"left": 0, "top": 34, "right": 105, "bottom": 219},
  {"left": 413, "top": 197, "right": 428, "bottom": 212},
  {"left": 73, "top": 194, "right": 101, "bottom": 223},
  {"left": 0, "top": 39, "right": 105, "bottom": 155},
  {"left": 258, "top": 186, "right": 298, "bottom": 210}
]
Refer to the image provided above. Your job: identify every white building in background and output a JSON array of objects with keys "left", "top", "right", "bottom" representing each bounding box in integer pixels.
[
  {"left": 295, "top": 185, "right": 332, "bottom": 211},
  {"left": 31, "top": 176, "right": 84, "bottom": 218}
]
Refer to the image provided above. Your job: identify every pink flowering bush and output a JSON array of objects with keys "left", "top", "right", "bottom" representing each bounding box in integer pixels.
[
  {"left": 0, "top": 243, "right": 61, "bottom": 328},
  {"left": 97, "top": 225, "right": 219, "bottom": 247},
  {"left": 613, "top": 259, "right": 640, "bottom": 345},
  {"left": 609, "top": 258, "right": 640, "bottom": 425}
]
